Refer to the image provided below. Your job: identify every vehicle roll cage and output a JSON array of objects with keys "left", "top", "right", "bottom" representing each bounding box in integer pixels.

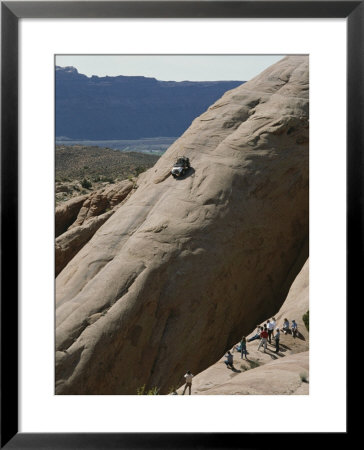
[{"left": 174, "top": 156, "right": 190, "bottom": 167}]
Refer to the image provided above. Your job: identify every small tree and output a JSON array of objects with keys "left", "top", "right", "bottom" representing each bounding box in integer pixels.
[
  {"left": 81, "top": 178, "right": 92, "bottom": 189},
  {"left": 135, "top": 166, "right": 146, "bottom": 176}
]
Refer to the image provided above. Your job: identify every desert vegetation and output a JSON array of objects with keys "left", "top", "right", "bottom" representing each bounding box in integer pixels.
[
  {"left": 55, "top": 145, "right": 159, "bottom": 203},
  {"left": 302, "top": 310, "right": 309, "bottom": 331}
]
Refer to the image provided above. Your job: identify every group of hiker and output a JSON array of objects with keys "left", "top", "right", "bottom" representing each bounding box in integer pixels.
[
  {"left": 224, "top": 317, "right": 299, "bottom": 369},
  {"left": 181, "top": 318, "right": 299, "bottom": 394}
]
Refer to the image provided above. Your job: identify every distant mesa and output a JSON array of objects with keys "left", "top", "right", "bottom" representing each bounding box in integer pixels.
[
  {"left": 55, "top": 66, "right": 244, "bottom": 140},
  {"left": 56, "top": 65, "right": 79, "bottom": 73}
]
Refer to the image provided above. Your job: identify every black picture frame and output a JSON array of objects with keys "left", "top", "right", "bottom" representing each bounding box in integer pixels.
[{"left": 1, "top": 1, "right": 356, "bottom": 447}]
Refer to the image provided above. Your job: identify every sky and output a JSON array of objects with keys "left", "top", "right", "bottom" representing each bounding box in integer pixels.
[{"left": 55, "top": 55, "right": 284, "bottom": 81}]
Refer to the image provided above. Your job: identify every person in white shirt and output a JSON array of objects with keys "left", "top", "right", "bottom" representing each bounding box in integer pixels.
[
  {"left": 271, "top": 317, "right": 277, "bottom": 337},
  {"left": 267, "top": 319, "right": 275, "bottom": 344},
  {"left": 182, "top": 370, "right": 194, "bottom": 395}
]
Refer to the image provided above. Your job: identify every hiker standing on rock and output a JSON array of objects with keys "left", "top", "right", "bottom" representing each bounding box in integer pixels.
[
  {"left": 182, "top": 370, "right": 194, "bottom": 395},
  {"left": 291, "top": 319, "right": 298, "bottom": 338},
  {"left": 271, "top": 318, "right": 277, "bottom": 337},
  {"left": 267, "top": 319, "right": 274, "bottom": 344},
  {"left": 240, "top": 336, "right": 248, "bottom": 360},
  {"left": 258, "top": 325, "right": 268, "bottom": 352},
  {"left": 274, "top": 328, "right": 280, "bottom": 353}
]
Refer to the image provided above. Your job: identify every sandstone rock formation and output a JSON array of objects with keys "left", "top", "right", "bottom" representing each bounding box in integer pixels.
[
  {"left": 55, "top": 180, "right": 134, "bottom": 275},
  {"left": 178, "top": 259, "right": 309, "bottom": 394},
  {"left": 192, "top": 351, "right": 309, "bottom": 395},
  {"left": 55, "top": 56, "right": 309, "bottom": 394},
  {"left": 69, "top": 179, "right": 134, "bottom": 228},
  {"left": 55, "top": 195, "right": 88, "bottom": 237},
  {"left": 55, "top": 211, "right": 113, "bottom": 276}
]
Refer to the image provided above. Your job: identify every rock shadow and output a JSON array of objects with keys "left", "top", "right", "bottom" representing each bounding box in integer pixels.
[
  {"left": 264, "top": 347, "right": 281, "bottom": 359},
  {"left": 278, "top": 343, "right": 291, "bottom": 351},
  {"left": 295, "top": 331, "right": 306, "bottom": 340},
  {"left": 247, "top": 360, "right": 261, "bottom": 370},
  {"left": 229, "top": 366, "right": 242, "bottom": 373}
]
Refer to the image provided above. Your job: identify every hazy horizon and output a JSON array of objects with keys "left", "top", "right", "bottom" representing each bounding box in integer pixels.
[{"left": 55, "top": 54, "right": 285, "bottom": 82}]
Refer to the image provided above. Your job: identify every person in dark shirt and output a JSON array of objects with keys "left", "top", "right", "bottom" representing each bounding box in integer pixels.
[
  {"left": 240, "top": 336, "right": 248, "bottom": 360},
  {"left": 224, "top": 351, "right": 234, "bottom": 369},
  {"left": 274, "top": 328, "right": 280, "bottom": 353}
]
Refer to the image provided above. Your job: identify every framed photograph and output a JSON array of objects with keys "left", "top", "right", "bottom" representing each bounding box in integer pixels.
[{"left": 1, "top": 1, "right": 356, "bottom": 447}]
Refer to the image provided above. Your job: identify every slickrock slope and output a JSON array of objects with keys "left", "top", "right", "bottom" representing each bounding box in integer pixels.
[
  {"left": 55, "top": 56, "right": 309, "bottom": 394},
  {"left": 193, "top": 351, "right": 309, "bottom": 395},
  {"left": 177, "top": 259, "right": 309, "bottom": 395},
  {"left": 55, "top": 211, "right": 114, "bottom": 276}
]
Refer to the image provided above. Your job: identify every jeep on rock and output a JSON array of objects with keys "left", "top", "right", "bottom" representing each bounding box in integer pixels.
[{"left": 171, "top": 156, "right": 191, "bottom": 178}]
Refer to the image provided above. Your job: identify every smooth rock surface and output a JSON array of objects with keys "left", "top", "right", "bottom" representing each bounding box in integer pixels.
[
  {"left": 56, "top": 56, "right": 309, "bottom": 394},
  {"left": 55, "top": 211, "right": 113, "bottom": 276},
  {"left": 188, "top": 351, "right": 309, "bottom": 395}
]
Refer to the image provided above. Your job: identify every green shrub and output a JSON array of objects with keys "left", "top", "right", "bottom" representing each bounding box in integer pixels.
[
  {"left": 148, "top": 386, "right": 160, "bottom": 395},
  {"left": 81, "top": 178, "right": 92, "bottom": 189},
  {"left": 135, "top": 166, "right": 146, "bottom": 176},
  {"left": 302, "top": 310, "right": 309, "bottom": 331},
  {"left": 300, "top": 372, "right": 308, "bottom": 383},
  {"left": 136, "top": 385, "right": 146, "bottom": 395},
  {"left": 136, "top": 385, "right": 160, "bottom": 395}
]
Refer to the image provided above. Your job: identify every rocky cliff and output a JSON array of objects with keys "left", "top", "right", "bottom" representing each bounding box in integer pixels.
[
  {"left": 55, "top": 180, "right": 135, "bottom": 276},
  {"left": 55, "top": 56, "right": 309, "bottom": 394}
]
